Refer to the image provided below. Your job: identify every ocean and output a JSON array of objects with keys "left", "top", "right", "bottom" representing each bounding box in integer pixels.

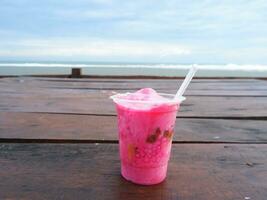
[{"left": 1, "top": 62, "right": 267, "bottom": 77}]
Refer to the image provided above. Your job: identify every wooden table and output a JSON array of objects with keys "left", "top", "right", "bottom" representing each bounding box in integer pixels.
[{"left": 0, "top": 77, "right": 266, "bottom": 200}]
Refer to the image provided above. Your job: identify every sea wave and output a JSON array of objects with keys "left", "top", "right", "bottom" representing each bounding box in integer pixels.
[{"left": 0, "top": 63, "right": 267, "bottom": 71}]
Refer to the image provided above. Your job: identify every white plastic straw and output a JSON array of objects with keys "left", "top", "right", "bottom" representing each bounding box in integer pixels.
[{"left": 175, "top": 65, "right": 198, "bottom": 100}]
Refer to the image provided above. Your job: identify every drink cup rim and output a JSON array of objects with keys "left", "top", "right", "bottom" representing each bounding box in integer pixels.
[{"left": 110, "top": 92, "right": 186, "bottom": 105}]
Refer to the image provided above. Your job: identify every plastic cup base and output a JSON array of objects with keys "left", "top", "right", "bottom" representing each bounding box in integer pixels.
[{"left": 121, "top": 163, "right": 167, "bottom": 185}]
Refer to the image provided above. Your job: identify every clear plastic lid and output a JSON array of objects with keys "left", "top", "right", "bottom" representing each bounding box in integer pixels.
[{"left": 110, "top": 92, "right": 186, "bottom": 106}]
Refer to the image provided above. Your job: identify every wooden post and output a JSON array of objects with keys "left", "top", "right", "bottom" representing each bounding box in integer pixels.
[{"left": 71, "top": 68, "right": 82, "bottom": 78}]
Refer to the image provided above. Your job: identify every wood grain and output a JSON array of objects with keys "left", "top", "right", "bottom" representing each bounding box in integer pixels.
[
  {"left": 1, "top": 77, "right": 267, "bottom": 117},
  {"left": 1, "top": 112, "right": 267, "bottom": 142},
  {"left": 1, "top": 90, "right": 267, "bottom": 117},
  {"left": 0, "top": 77, "right": 266, "bottom": 200},
  {"left": 0, "top": 143, "right": 266, "bottom": 200},
  {"left": 1, "top": 77, "right": 267, "bottom": 96}
]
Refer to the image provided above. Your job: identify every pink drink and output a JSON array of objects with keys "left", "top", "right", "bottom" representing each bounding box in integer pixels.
[{"left": 111, "top": 88, "right": 184, "bottom": 185}]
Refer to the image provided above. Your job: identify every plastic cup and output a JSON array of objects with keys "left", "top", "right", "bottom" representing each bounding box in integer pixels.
[{"left": 111, "top": 92, "right": 185, "bottom": 185}]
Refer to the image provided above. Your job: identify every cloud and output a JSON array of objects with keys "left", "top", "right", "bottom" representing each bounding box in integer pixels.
[
  {"left": 0, "top": 38, "right": 191, "bottom": 58},
  {"left": 56, "top": 9, "right": 135, "bottom": 20},
  {"left": 0, "top": 0, "right": 267, "bottom": 63}
]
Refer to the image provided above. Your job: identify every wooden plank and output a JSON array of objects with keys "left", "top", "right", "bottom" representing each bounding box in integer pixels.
[
  {"left": 1, "top": 77, "right": 267, "bottom": 96},
  {"left": 28, "top": 77, "right": 264, "bottom": 82},
  {"left": 1, "top": 77, "right": 266, "bottom": 90},
  {"left": 0, "top": 143, "right": 266, "bottom": 200},
  {"left": 1, "top": 77, "right": 267, "bottom": 117},
  {"left": 1, "top": 90, "right": 267, "bottom": 117},
  {"left": 1, "top": 112, "right": 267, "bottom": 142},
  {"left": 2, "top": 82, "right": 267, "bottom": 97}
]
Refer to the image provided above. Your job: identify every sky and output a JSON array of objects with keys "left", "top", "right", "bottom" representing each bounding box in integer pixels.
[{"left": 0, "top": 0, "right": 267, "bottom": 64}]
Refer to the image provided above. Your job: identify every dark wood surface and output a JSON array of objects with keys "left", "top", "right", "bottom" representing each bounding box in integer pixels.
[
  {"left": 1, "top": 112, "right": 267, "bottom": 143},
  {"left": 0, "top": 143, "right": 266, "bottom": 200},
  {"left": 0, "top": 77, "right": 267, "bottom": 200},
  {"left": 1, "top": 95, "right": 267, "bottom": 118},
  {"left": 1, "top": 78, "right": 267, "bottom": 118},
  {"left": 1, "top": 77, "right": 267, "bottom": 96}
]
